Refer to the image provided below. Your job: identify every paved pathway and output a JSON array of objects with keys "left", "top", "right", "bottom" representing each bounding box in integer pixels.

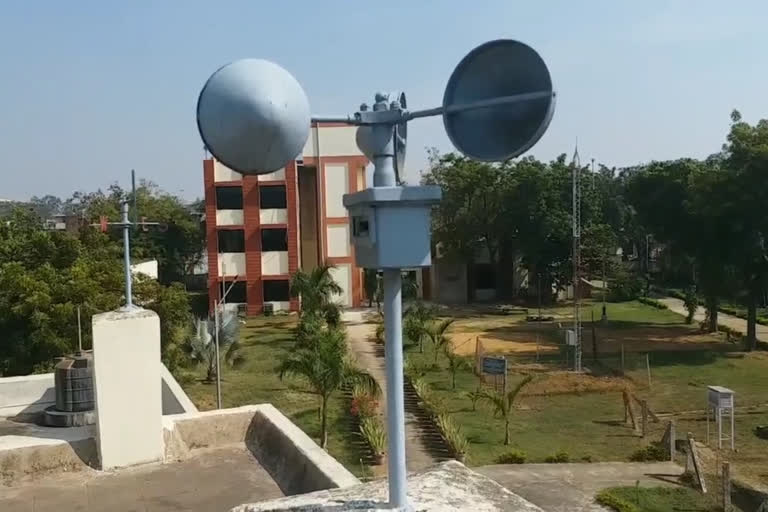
[
  {"left": 478, "top": 461, "right": 684, "bottom": 511},
  {"left": 659, "top": 296, "right": 768, "bottom": 342},
  {"left": 343, "top": 312, "right": 437, "bottom": 474}
]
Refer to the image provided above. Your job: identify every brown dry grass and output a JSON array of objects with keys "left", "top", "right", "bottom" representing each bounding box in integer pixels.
[{"left": 522, "top": 372, "right": 631, "bottom": 396}]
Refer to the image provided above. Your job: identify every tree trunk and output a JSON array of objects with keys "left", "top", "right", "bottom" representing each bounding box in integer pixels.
[
  {"left": 706, "top": 295, "right": 719, "bottom": 332},
  {"left": 504, "top": 419, "right": 510, "bottom": 445},
  {"left": 452, "top": 371, "right": 456, "bottom": 390},
  {"left": 320, "top": 395, "right": 328, "bottom": 449},
  {"left": 747, "top": 285, "right": 757, "bottom": 351}
]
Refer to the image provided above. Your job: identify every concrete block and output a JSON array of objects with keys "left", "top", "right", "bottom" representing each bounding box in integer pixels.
[
  {"left": 232, "top": 460, "right": 543, "bottom": 511},
  {"left": 92, "top": 308, "right": 163, "bottom": 470}
]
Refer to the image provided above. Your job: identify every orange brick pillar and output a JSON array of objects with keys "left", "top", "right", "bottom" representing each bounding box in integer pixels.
[
  {"left": 203, "top": 159, "right": 219, "bottom": 315},
  {"left": 286, "top": 161, "right": 300, "bottom": 311},
  {"left": 243, "top": 176, "right": 263, "bottom": 315}
]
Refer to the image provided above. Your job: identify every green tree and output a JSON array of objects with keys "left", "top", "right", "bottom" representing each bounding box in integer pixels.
[
  {"left": 722, "top": 110, "right": 768, "bottom": 350},
  {"left": 425, "top": 318, "right": 455, "bottom": 364},
  {"left": 683, "top": 286, "right": 698, "bottom": 324},
  {"left": 71, "top": 182, "right": 205, "bottom": 285},
  {"left": 278, "top": 328, "right": 380, "bottom": 448},
  {"left": 187, "top": 312, "right": 244, "bottom": 382},
  {"left": 443, "top": 345, "right": 470, "bottom": 390},
  {"left": 290, "top": 264, "right": 343, "bottom": 327},
  {"left": 478, "top": 375, "right": 533, "bottom": 445},
  {"left": 0, "top": 207, "right": 193, "bottom": 376},
  {"left": 403, "top": 301, "right": 436, "bottom": 353}
]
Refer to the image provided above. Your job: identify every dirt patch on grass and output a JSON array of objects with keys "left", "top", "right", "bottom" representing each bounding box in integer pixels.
[
  {"left": 523, "top": 373, "right": 631, "bottom": 397},
  {"left": 595, "top": 326, "right": 731, "bottom": 353},
  {"left": 449, "top": 323, "right": 732, "bottom": 357},
  {"left": 450, "top": 330, "right": 560, "bottom": 356}
]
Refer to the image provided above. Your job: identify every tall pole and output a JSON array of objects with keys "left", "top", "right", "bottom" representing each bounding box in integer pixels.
[
  {"left": 214, "top": 304, "right": 222, "bottom": 409},
  {"left": 131, "top": 169, "right": 138, "bottom": 229},
  {"left": 121, "top": 201, "right": 134, "bottom": 310},
  {"left": 77, "top": 306, "right": 83, "bottom": 354},
  {"left": 602, "top": 256, "right": 607, "bottom": 322},
  {"left": 572, "top": 146, "right": 582, "bottom": 372},
  {"left": 371, "top": 93, "right": 408, "bottom": 510},
  {"left": 383, "top": 268, "right": 407, "bottom": 508}
]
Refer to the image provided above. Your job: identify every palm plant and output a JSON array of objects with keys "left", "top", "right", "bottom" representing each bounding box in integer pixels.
[
  {"left": 443, "top": 345, "right": 470, "bottom": 390},
  {"left": 290, "top": 265, "right": 343, "bottom": 326},
  {"left": 187, "top": 312, "right": 244, "bottom": 383},
  {"left": 278, "top": 327, "right": 380, "bottom": 448},
  {"left": 425, "top": 318, "right": 455, "bottom": 364},
  {"left": 478, "top": 375, "right": 533, "bottom": 445},
  {"left": 403, "top": 301, "right": 435, "bottom": 353}
]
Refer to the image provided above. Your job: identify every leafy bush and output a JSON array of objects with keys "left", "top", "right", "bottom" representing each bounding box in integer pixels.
[
  {"left": 359, "top": 416, "right": 387, "bottom": 455},
  {"left": 628, "top": 443, "right": 667, "bottom": 462},
  {"left": 544, "top": 451, "right": 570, "bottom": 463},
  {"left": 410, "top": 377, "right": 445, "bottom": 416},
  {"left": 608, "top": 271, "right": 643, "bottom": 302},
  {"left": 637, "top": 297, "right": 668, "bottom": 310},
  {"left": 495, "top": 449, "right": 527, "bottom": 464},
  {"left": 595, "top": 490, "right": 639, "bottom": 512},
  {"left": 350, "top": 385, "right": 379, "bottom": 418},
  {"left": 435, "top": 413, "right": 469, "bottom": 459}
]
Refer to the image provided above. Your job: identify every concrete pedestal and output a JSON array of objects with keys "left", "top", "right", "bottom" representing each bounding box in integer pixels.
[{"left": 92, "top": 308, "right": 163, "bottom": 470}]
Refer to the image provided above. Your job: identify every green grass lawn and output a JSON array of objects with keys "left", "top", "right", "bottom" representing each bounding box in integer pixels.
[
  {"left": 181, "top": 316, "right": 371, "bottom": 477},
  {"left": 407, "top": 300, "right": 768, "bottom": 475},
  {"left": 596, "top": 486, "right": 745, "bottom": 512},
  {"left": 407, "top": 344, "right": 664, "bottom": 466}
]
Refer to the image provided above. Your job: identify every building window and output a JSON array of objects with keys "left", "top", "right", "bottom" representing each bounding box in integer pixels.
[
  {"left": 261, "top": 228, "right": 288, "bottom": 252},
  {"left": 216, "top": 186, "right": 243, "bottom": 210},
  {"left": 259, "top": 185, "right": 287, "bottom": 209},
  {"left": 218, "top": 281, "right": 247, "bottom": 303},
  {"left": 263, "top": 279, "right": 290, "bottom": 302},
  {"left": 218, "top": 230, "right": 245, "bottom": 252}
]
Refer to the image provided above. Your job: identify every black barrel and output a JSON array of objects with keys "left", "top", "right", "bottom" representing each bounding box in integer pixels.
[{"left": 54, "top": 352, "right": 94, "bottom": 412}]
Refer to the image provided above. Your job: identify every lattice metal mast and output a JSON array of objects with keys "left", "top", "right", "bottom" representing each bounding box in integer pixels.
[{"left": 572, "top": 144, "right": 582, "bottom": 372}]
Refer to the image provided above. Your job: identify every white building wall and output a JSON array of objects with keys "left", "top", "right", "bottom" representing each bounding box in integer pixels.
[
  {"left": 324, "top": 163, "right": 348, "bottom": 218},
  {"left": 218, "top": 253, "right": 246, "bottom": 277},
  {"left": 214, "top": 161, "right": 241, "bottom": 182},
  {"left": 258, "top": 168, "right": 286, "bottom": 181},
  {"left": 216, "top": 209, "right": 244, "bottom": 226},
  {"left": 329, "top": 264, "right": 352, "bottom": 307},
  {"left": 130, "top": 260, "right": 159, "bottom": 280},
  {"left": 260, "top": 209, "right": 288, "bottom": 225},
  {"left": 303, "top": 126, "right": 364, "bottom": 157},
  {"left": 326, "top": 225, "right": 350, "bottom": 258},
  {"left": 265, "top": 301, "right": 291, "bottom": 312},
  {"left": 261, "top": 251, "right": 289, "bottom": 275}
]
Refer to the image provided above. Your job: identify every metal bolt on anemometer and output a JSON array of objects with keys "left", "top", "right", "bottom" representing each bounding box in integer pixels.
[{"left": 196, "top": 39, "right": 555, "bottom": 510}]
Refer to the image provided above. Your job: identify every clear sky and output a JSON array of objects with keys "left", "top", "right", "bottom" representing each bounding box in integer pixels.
[{"left": 1, "top": 1, "right": 767, "bottom": 201}]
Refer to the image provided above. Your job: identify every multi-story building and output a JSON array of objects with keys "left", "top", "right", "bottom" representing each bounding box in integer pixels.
[{"left": 203, "top": 123, "right": 368, "bottom": 315}]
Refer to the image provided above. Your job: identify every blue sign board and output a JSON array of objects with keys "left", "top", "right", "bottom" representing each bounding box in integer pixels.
[{"left": 482, "top": 356, "right": 507, "bottom": 376}]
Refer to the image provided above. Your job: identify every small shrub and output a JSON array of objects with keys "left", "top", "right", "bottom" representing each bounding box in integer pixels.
[
  {"left": 595, "top": 490, "right": 639, "bottom": 512},
  {"left": 637, "top": 297, "right": 668, "bottom": 310},
  {"left": 359, "top": 417, "right": 387, "bottom": 455},
  {"left": 350, "top": 386, "right": 379, "bottom": 418},
  {"left": 608, "top": 271, "right": 643, "bottom": 302},
  {"left": 544, "top": 450, "right": 570, "bottom": 463},
  {"left": 581, "top": 455, "right": 593, "bottom": 463},
  {"left": 628, "top": 443, "right": 667, "bottom": 462},
  {"left": 495, "top": 449, "right": 527, "bottom": 464},
  {"left": 683, "top": 286, "right": 698, "bottom": 324}
]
